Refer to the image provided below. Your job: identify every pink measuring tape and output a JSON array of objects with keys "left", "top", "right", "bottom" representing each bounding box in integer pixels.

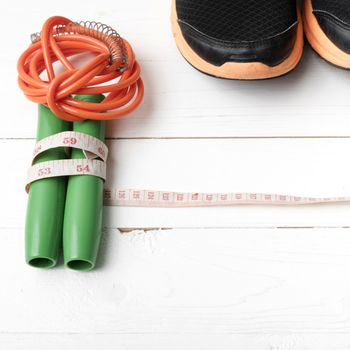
[
  {"left": 26, "top": 131, "right": 107, "bottom": 192},
  {"left": 26, "top": 132, "right": 350, "bottom": 208},
  {"left": 104, "top": 188, "right": 350, "bottom": 207}
]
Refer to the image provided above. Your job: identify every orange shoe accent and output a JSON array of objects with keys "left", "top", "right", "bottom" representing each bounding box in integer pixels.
[
  {"left": 171, "top": 0, "right": 304, "bottom": 80},
  {"left": 303, "top": 0, "right": 350, "bottom": 69}
]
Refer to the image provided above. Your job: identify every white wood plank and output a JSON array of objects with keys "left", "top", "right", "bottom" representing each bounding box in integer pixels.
[
  {"left": 4, "top": 138, "right": 350, "bottom": 229},
  {"left": 3, "top": 0, "right": 350, "bottom": 139},
  {"left": 2, "top": 334, "right": 350, "bottom": 350},
  {"left": 1, "top": 227, "right": 350, "bottom": 337}
]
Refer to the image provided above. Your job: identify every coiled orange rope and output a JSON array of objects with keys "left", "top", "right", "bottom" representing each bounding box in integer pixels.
[{"left": 17, "top": 16, "right": 144, "bottom": 122}]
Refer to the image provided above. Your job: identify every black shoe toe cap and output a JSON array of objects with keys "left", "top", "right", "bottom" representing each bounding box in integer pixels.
[
  {"left": 314, "top": 11, "right": 350, "bottom": 54},
  {"left": 178, "top": 20, "right": 299, "bottom": 67}
]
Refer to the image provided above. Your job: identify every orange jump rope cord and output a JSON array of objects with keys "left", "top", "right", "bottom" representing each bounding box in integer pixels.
[{"left": 17, "top": 16, "right": 144, "bottom": 122}]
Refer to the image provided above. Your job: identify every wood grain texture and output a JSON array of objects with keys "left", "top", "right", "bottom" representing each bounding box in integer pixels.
[
  {"left": 1, "top": 228, "right": 350, "bottom": 344},
  {"left": 2, "top": 335, "right": 350, "bottom": 350}
]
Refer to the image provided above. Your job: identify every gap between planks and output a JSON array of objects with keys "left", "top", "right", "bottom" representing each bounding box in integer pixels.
[{"left": 4, "top": 136, "right": 350, "bottom": 141}]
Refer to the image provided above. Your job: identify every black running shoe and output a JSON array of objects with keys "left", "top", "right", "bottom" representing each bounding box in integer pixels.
[
  {"left": 303, "top": 0, "right": 350, "bottom": 69},
  {"left": 171, "top": 0, "right": 303, "bottom": 80}
]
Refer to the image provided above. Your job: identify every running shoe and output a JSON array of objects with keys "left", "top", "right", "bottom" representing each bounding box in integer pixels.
[
  {"left": 303, "top": 0, "right": 350, "bottom": 69},
  {"left": 171, "top": 0, "right": 304, "bottom": 79}
]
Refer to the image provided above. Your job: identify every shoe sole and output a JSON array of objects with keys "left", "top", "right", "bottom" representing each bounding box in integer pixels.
[
  {"left": 171, "top": 0, "right": 304, "bottom": 80},
  {"left": 303, "top": 0, "right": 350, "bottom": 69}
]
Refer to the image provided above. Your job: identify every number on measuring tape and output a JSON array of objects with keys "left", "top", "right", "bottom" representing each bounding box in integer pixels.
[
  {"left": 37, "top": 167, "right": 52, "bottom": 177},
  {"left": 98, "top": 146, "right": 105, "bottom": 158},
  {"left": 63, "top": 137, "right": 77, "bottom": 145},
  {"left": 77, "top": 164, "right": 91, "bottom": 173}
]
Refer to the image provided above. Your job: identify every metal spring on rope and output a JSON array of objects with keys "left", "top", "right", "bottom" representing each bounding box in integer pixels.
[{"left": 31, "top": 20, "right": 128, "bottom": 72}]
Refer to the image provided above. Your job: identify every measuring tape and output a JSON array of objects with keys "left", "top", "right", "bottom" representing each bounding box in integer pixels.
[
  {"left": 32, "top": 131, "right": 108, "bottom": 161},
  {"left": 26, "top": 132, "right": 350, "bottom": 207},
  {"left": 103, "top": 188, "right": 350, "bottom": 207},
  {"left": 26, "top": 131, "right": 107, "bottom": 192}
]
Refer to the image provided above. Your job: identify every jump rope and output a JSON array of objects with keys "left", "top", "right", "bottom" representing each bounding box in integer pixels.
[
  {"left": 18, "top": 16, "right": 350, "bottom": 271},
  {"left": 18, "top": 16, "right": 143, "bottom": 271}
]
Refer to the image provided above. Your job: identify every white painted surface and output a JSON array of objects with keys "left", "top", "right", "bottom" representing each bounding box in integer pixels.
[{"left": 2, "top": 0, "right": 350, "bottom": 348}]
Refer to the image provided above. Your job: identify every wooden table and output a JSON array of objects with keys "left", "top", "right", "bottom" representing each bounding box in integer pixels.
[{"left": 2, "top": 0, "right": 350, "bottom": 348}]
